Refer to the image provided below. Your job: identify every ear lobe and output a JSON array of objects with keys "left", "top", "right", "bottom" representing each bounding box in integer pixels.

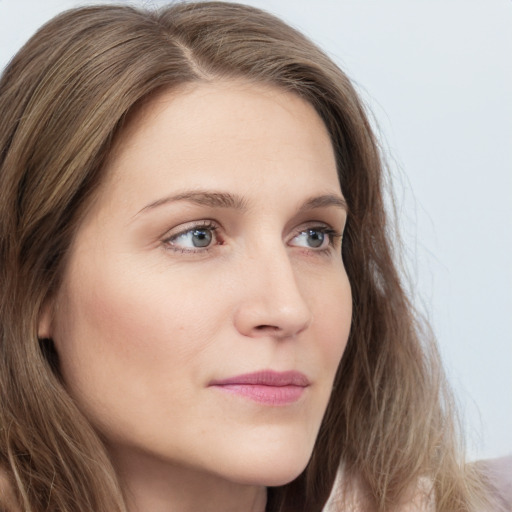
[{"left": 38, "top": 300, "right": 54, "bottom": 339}]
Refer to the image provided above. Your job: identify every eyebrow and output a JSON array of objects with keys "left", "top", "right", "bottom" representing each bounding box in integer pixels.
[
  {"left": 135, "top": 190, "right": 347, "bottom": 217},
  {"left": 297, "top": 194, "right": 348, "bottom": 213},
  {"left": 136, "top": 191, "right": 248, "bottom": 216}
]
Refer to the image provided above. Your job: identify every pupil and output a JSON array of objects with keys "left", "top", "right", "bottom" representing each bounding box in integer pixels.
[
  {"left": 308, "top": 229, "right": 324, "bottom": 248},
  {"left": 192, "top": 229, "right": 212, "bottom": 247}
]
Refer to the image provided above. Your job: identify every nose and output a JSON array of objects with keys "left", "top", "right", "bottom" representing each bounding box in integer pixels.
[{"left": 233, "top": 244, "right": 312, "bottom": 339}]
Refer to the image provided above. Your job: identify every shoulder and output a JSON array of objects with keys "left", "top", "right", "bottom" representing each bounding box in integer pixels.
[
  {"left": 396, "top": 477, "right": 435, "bottom": 512},
  {"left": 0, "top": 467, "right": 20, "bottom": 512},
  {"left": 324, "top": 473, "right": 434, "bottom": 512},
  {"left": 476, "top": 455, "right": 512, "bottom": 510}
]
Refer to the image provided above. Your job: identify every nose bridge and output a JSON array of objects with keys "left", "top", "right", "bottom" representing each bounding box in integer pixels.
[{"left": 234, "top": 235, "right": 311, "bottom": 338}]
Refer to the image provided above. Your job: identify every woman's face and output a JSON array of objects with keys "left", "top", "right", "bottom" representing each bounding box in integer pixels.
[{"left": 41, "top": 81, "right": 352, "bottom": 488}]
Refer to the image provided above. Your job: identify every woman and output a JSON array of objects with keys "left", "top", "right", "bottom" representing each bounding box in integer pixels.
[{"left": 0, "top": 2, "right": 504, "bottom": 511}]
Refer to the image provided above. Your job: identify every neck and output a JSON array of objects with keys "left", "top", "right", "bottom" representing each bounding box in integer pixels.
[{"left": 109, "top": 445, "right": 267, "bottom": 512}]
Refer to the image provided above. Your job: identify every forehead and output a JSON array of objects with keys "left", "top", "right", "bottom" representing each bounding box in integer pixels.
[{"left": 96, "top": 80, "right": 340, "bottom": 213}]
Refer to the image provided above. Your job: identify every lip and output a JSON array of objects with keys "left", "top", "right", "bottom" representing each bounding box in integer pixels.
[{"left": 209, "top": 370, "right": 310, "bottom": 406}]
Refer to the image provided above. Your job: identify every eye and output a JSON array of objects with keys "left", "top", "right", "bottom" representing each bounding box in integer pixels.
[
  {"left": 289, "top": 226, "right": 340, "bottom": 251},
  {"left": 164, "top": 222, "right": 219, "bottom": 252}
]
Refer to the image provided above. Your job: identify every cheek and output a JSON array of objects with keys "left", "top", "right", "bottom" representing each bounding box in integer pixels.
[
  {"left": 315, "top": 279, "right": 352, "bottom": 402},
  {"left": 56, "top": 259, "right": 213, "bottom": 359},
  {"left": 291, "top": 264, "right": 351, "bottom": 409},
  {"left": 51, "top": 259, "right": 220, "bottom": 425},
  {"left": 311, "top": 268, "right": 352, "bottom": 359}
]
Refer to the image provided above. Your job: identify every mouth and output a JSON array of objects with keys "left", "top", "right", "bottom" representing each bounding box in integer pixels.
[{"left": 209, "top": 370, "right": 310, "bottom": 406}]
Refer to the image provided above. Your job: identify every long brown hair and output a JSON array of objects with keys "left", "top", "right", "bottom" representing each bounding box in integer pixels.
[{"left": 0, "top": 2, "right": 494, "bottom": 511}]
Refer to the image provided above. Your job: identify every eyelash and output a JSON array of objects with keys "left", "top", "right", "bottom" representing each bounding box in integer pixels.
[
  {"left": 162, "top": 221, "right": 343, "bottom": 255},
  {"left": 298, "top": 227, "right": 342, "bottom": 254},
  {"left": 163, "top": 221, "right": 220, "bottom": 254}
]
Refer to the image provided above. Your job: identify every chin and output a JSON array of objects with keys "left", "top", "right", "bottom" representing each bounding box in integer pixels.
[
  {"left": 259, "top": 466, "right": 308, "bottom": 488},
  {"left": 223, "top": 444, "right": 313, "bottom": 488}
]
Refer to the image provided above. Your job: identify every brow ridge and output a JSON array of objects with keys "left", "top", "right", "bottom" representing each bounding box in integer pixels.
[
  {"left": 136, "top": 190, "right": 347, "bottom": 217},
  {"left": 298, "top": 194, "right": 348, "bottom": 213},
  {"left": 137, "top": 191, "right": 248, "bottom": 215}
]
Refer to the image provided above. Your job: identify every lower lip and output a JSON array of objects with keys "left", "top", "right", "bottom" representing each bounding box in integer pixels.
[{"left": 212, "top": 384, "right": 306, "bottom": 406}]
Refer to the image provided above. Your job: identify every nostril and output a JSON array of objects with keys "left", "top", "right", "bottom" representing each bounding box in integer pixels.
[
  {"left": 255, "top": 325, "right": 279, "bottom": 331},
  {"left": 234, "top": 292, "right": 311, "bottom": 339}
]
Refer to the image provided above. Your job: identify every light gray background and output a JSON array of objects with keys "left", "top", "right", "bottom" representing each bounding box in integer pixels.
[{"left": 1, "top": 0, "right": 511, "bottom": 461}]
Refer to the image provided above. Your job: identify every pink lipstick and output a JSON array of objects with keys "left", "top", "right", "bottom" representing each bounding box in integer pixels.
[{"left": 209, "top": 370, "right": 309, "bottom": 406}]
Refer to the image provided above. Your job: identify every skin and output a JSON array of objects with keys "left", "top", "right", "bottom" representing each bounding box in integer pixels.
[{"left": 39, "top": 81, "right": 352, "bottom": 512}]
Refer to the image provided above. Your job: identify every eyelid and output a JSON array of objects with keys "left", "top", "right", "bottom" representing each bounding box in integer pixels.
[
  {"left": 160, "top": 219, "right": 344, "bottom": 255},
  {"left": 288, "top": 222, "right": 344, "bottom": 252},
  {"left": 162, "top": 220, "right": 221, "bottom": 253},
  {"left": 290, "top": 220, "right": 343, "bottom": 237}
]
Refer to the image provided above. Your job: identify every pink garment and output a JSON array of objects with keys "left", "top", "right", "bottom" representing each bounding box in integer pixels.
[
  {"left": 477, "top": 455, "right": 512, "bottom": 511},
  {"left": 323, "top": 456, "right": 512, "bottom": 511}
]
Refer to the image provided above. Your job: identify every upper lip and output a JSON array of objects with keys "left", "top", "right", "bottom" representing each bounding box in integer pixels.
[{"left": 209, "top": 370, "right": 310, "bottom": 387}]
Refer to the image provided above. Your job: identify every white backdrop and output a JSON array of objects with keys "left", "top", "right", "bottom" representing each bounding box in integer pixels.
[{"left": 1, "top": 0, "right": 511, "bottom": 461}]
